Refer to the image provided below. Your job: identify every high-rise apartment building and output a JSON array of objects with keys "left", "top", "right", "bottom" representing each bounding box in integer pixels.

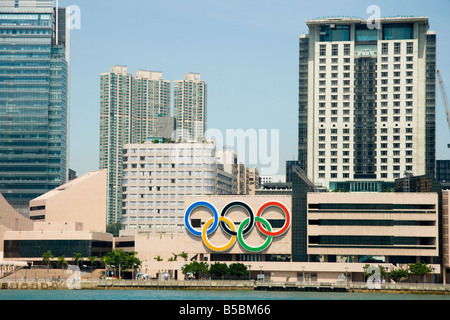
[
  {"left": 99, "top": 66, "right": 171, "bottom": 224},
  {"left": 0, "top": 0, "right": 70, "bottom": 216},
  {"left": 298, "top": 17, "right": 436, "bottom": 191},
  {"left": 100, "top": 66, "right": 132, "bottom": 224},
  {"left": 132, "top": 70, "right": 171, "bottom": 142},
  {"left": 174, "top": 73, "right": 207, "bottom": 141}
]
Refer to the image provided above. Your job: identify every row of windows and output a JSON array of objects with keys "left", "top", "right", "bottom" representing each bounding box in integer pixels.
[
  {"left": 318, "top": 164, "right": 413, "bottom": 171},
  {"left": 123, "top": 215, "right": 184, "bottom": 222},
  {"left": 309, "top": 219, "right": 435, "bottom": 226},
  {"left": 308, "top": 203, "right": 435, "bottom": 210},
  {"left": 122, "top": 224, "right": 185, "bottom": 231},
  {"left": 319, "top": 37, "right": 414, "bottom": 55},
  {"left": 122, "top": 177, "right": 215, "bottom": 185},
  {"left": 318, "top": 70, "right": 414, "bottom": 80},
  {"left": 124, "top": 163, "right": 215, "bottom": 170},
  {"left": 308, "top": 236, "right": 434, "bottom": 246},
  {"left": 318, "top": 116, "right": 414, "bottom": 123},
  {"left": 123, "top": 170, "right": 213, "bottom": 177},
  {"left": 317, "top": 143, "right": 414, "bottom": 149},
  {"left": 318, "top": 172, "right": 412, "bottom": 180}
]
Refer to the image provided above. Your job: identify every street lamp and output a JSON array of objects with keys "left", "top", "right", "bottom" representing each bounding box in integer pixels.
[
  {"left": 345, "top": 266, "right": 349, "bottom": 284},
  {"left": 248, "top": 264, "right": 252, "bottom": 281},
  {"left": 301, "top": 266, "right": 305, "bottom": 283},
  {"left": 385, "top": 266, "right": 390, "bottom": 283}
]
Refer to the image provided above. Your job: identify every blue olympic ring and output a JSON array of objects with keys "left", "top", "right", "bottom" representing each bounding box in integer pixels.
[{"left": 184, "top": 201, "right": 219, "bottom": 237}]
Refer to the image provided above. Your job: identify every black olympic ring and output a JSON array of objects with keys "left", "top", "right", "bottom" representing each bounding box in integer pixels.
[{"left": 219, "top": 201, "right": 255, "bottom": 237}]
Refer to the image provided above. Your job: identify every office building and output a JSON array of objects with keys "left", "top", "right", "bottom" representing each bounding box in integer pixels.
[
  {"left": 437, "top": 160, "right": 450, "bottom": 190},
  {"left": 216, "top": 147, "right": 238, "bottom": 194},
  {"left": 120, "top": 141, "right": 218, "bottom": 235},
  {"left": 247, "top": 167, "right": 260, "bottom": 195},
  {"left": 174, "top": 73, "right": 207, "bottom": 141},
  {"left": 99, "top": 66, "right": 171, "bottom": 224},
  {"left": 0, "top": 0, "right": 71, "bottom": 216},
  {"left": 285, "top": 160, "right": 298, "bottom": 183},
  {"left": 298, "top": 17, "right": 436, "bottom": 191},
  {"left": 307, "top": 192, "right": 439, "bottom": 264},
  {"left": 442, "top": 190, "right": 450, "bottom": 283}
]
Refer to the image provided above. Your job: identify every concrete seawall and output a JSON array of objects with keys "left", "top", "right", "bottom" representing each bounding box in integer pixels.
[{"left": 2, "top": 280, "right": 450, "bottom": 294}]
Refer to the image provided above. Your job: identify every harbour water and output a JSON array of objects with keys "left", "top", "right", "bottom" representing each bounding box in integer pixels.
[{"left": 0, "top": 289, "right": 449, "bottom": 300}]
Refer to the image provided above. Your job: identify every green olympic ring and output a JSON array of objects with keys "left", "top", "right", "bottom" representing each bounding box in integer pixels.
[{"left": 237, "top": 216, "right": 273, "bottom": 252}]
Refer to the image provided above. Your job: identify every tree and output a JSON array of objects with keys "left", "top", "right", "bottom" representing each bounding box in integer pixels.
[
  {"left": 57, "top": 255, "right": 68, "bottom": 275},
  {"left": 228, "top": 263, "right": 249, "bottom": 278},
  {"left": 88, "top": 256, "right": 97, "bottom": 279},
  {"left": 72, "top": 252, "right": 84, "bottom": 268},
  {"left": 390, "top": 268, "right": 409, "bottom": 283},
  {"left": 178, "top": 251, "right": 188, "bottom": 261},
  {"left": 181, "top": 261, "right": 209, "bottom": 279},
  {"left": 42, "top": 250, "right": 54, "bottom": 268},
  {"left": 209, "top": 262, "right": 229, "bottom": 279},
  {"left": 125, "top": 251, "right": 142, "bottom": 279},
  {"left": 154, "top": 255, "right": 163, "bottom": 262},
  {"left": 409, "top": 261, "right": 433, "bottom": 282},
  {"left": 103, "top": 250, "right": 141, "bottom": 279}
]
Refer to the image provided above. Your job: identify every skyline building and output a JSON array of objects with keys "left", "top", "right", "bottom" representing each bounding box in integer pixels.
[
  {"left": 99, "top": 66, "right": 171, "bottom": 224},
  {"left": 120, "top": 141, "right": 219, "bottom": 235},
  {"left": 100, "top": 66, "right": 133, "bottom": 224},
  {"left": 174, "top": 73, "right": 207, "bottom": 141},
  {"left": 132, "top": 70, "right": 171, "bottom": 143},
  {"left": 298, "top": 16, "right": 436, "bottom": 192},
  {"left": 100, "top": 67, "right": 208, "bottom": 225},
  {"left": 0, "top": 0, "right": 70, "bottom": 216}
]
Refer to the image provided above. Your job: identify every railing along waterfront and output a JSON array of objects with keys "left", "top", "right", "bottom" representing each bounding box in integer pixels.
[
  {"left": 2, "top": 278, "right": 450, "bottom": 292},
  {"left": 97, "top": 279, "right": 255, "bottom": 290}
]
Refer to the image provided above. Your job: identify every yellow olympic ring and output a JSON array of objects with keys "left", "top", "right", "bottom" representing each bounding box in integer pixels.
[{"left": 201, "top": 216, "right": 236, "bottom": 252}]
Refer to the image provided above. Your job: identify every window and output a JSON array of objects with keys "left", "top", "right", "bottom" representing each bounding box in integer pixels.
[
  {"left": 381, "top": 43, "right": 388, "bottom": 55},
  {"left": 355, "top": 25, "right": 378, "bottom": 42},
  {"left": 320, "top": 44, "right": 326, "bottom": 56},
  {"left": 320, "top": 25, "right": 350, "bottom": 42},
  {"left": 383, "top": 23, "right": 414, "bottom": 40},
  {"left": 332, "top": 44, "right": 338, "bottom": 56},
  {"left": 344, "top": 44, "right": 350, "bottom": 56},
  {"left": 407, "top": 42, "right": 414, "bottom": 54},
  {"left": 394, "top": 42, "right": 401, "bottom": 54}
]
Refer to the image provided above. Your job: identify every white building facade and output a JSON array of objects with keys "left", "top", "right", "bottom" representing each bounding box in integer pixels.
[
  {"left": 298, "top": 17, "right": 436, "bottom": 192},
  {"left": 120, "top": 141, "right": 219, "bottom": 235}
]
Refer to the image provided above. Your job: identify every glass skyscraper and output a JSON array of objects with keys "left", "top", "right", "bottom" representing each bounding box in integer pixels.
[{"left": 0, "top": 0, "right": 70, "bottom": 216}]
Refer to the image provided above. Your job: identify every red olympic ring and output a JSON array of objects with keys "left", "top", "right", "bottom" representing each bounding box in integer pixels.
[{"left": 256, "top": 201, "right": 291, "bottom": 237}]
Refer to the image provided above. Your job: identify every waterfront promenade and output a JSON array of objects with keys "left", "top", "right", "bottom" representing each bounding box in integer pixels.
[
  {"left": 1, "top": 268, "right": 450, "bottom": 293},
  {"left": 2, "top": 278, "right": 450, "bottom": 294}
]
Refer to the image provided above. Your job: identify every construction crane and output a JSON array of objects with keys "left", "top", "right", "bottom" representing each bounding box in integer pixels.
[{"left": 437, "top": 69, "right": 450, "bottom": 131}]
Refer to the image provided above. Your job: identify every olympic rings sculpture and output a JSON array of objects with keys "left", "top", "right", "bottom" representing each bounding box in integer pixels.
[{"left": 184, "top": 200, "right": 291, "bottom": 253}]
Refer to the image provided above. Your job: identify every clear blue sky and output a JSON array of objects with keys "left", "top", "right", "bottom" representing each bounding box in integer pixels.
[{"left": 62, "top": 0, "right": 450, "bottom": 177}]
